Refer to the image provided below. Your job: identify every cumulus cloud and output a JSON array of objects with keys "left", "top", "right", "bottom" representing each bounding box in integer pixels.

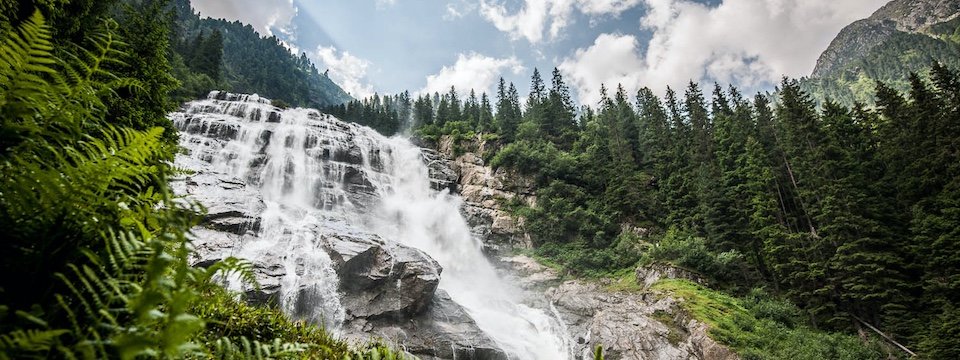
[
  {"left": 191, "top": 0, "right": 297, "bottom": 38},
  {"left": 559, "top": 33, "right": 645, "bottom": 105},
  {"left": 560, "top": 0, "right": 886, "bottom": 104},
  {"left": 313, "top": 46, "right": 376, "bottom": 98},
  {"left": 479, "top": 0, "right": 641, "bottom": 43},
  {"left": 421, "top": 53, "right": 525, "bottom": 95}
]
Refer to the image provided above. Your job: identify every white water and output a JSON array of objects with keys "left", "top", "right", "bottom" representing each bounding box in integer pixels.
[{"left": 172, "top": 92, "right": 571, "bottom": 359}]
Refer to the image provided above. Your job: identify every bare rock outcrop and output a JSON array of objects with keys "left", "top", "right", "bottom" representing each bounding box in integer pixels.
[
  {"left": 499, "top": 256, "right": 739, "bottom": 360},
  {"left": 431, "top": 135, "right": 537, "bottom": 252}
]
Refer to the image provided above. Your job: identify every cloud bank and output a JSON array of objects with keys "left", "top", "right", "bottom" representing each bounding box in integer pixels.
[
  {"left": 560, "top": 0, "right": 886, "bottom": 104},
  {"left": 421, "top": 53, "right": 525, "bottom": 96},
  {"left": 479, "top": 0, "right": 642, "bottom": 43}
]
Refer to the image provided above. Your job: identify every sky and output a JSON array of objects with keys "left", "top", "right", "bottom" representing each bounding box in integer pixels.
[{"left": 190, "top": 0, "right": 889, "bottom": 105}]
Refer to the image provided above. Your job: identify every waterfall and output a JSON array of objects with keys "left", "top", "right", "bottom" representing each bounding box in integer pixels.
[{"left": 172, "top": 91, "right": 571, "bottom": 359}]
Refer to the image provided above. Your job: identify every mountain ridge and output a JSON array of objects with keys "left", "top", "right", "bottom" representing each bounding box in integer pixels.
[{"left": 805, "top": 0, "right": 960, "bottom": 105}]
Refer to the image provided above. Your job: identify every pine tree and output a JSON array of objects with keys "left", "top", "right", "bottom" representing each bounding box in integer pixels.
[
  {"left": 495, "top": 81, "right": 522, "bottom": 142},
  {"left": 479, "top": 92, "right": 494, "bottom": 133},
  {"left": 547, "top": 67, "right": 577, "bottom": 147}
]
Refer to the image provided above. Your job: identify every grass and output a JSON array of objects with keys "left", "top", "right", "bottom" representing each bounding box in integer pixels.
[
  {"left": 652, "top": 279, "right": 886, "bottom": 360},
  {"left": 651, "top": 310, "right": 685, "bottom": 346},
  {"left": 602, "top": 267, "right": 644, "bottom": 292}
]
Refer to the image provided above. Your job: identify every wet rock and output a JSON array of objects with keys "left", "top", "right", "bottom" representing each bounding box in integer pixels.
[
  {"left": 172, "top": 164, "right": 265, "bottom": 236},
  {"left": 324, "top": 233, "right": 441, "bottom": 319},
  {"left": 422, "top": 148, "right": 458, "bottom": 192},
  {"left": 332, "top": 144, "right": 364, "bottom": 165},
  {"left": 344, "top": 290, "right": 509, "bottom": 360}
]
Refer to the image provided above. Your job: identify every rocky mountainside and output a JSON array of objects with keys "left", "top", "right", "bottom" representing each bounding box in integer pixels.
[{"left": 806, "top": 0, "right": 960, "bottom": 104}]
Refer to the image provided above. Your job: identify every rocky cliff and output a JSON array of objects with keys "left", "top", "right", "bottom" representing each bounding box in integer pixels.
[
  {"left": 174, "top": 92, "right": 742, "bottom": 360},
  {"left": 427, "top": 135, "right": 538, "bottom": 253}
]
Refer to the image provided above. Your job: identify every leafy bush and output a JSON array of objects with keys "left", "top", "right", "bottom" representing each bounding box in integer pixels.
[
  {"left": 490, "top": 140, "right": 576, "bottom": 183},
  {"left": 641, "top": 228, "right": 748, "bottom": 284}
]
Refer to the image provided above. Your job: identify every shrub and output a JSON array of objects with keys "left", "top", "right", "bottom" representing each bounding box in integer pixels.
[{"left": 641, "top": 228, "right": 748, "bottom": 284}]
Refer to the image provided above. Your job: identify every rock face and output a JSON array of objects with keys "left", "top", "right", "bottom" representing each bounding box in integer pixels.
[
  {"left": 811, "top": 19, "right": 898, "bottom": 79},
  {"left": 432, "top": 135, "right": 537, "bottom": 252},
  {"left": 636, "top": 263, "right": 708, "bottom": 291},
  {"left": 871, "top": 0, "right": 960, "bottom": 32},
  {"left": 498, "top": 256, "right": 739, "bottom": 360},
  {"left": 172, "top": 92, "right": 507, "bottom": 360},
  {"left": 324, "top": 232, "right": 441, "bottom": 319},
  {"left": 343, "top": 290, "right": 508, "bottom": 360}
]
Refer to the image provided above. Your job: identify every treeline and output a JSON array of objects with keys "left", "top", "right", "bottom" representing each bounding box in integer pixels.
[
  {"left": 168, "top": 0, "right": 352, "bottom": 107},
  {"left": 322, "top": 84, "right": 501, "bottom": 138},
  {"left": 371, "top": 64, "right": 960, "bottom": 357},
  {"left": 0, "top": 0, "right": 394, "bottom": 358}
]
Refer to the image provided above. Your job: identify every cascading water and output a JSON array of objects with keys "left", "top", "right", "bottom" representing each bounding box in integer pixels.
[{"left": 172, "top": 91, "right": 572, "bottom": 359}]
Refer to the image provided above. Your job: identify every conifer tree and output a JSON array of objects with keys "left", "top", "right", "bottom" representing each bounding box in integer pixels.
[{"left": 479, "top": 92, "right": 494, "bottom": 133}]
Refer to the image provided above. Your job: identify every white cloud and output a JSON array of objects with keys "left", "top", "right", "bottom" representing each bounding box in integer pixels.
[
  {"left": 558, "top": 33, "right": 645, "bottom": 105},
  {"left": 313, "top": 46, "right": 376, "bottom": 98},
  {"left": 578, "top": 0, "right": 642, "bottom": 15},
  {"left": 191, "top": 0, "right": 297, "bottom": 38},
  {"left": 479, "top": 0, "right": 641, "bottom": 43},
  {"left": 421, "top": 53, "right": 525, "bottom": 96},
  {"left": 444, "top": 1, "right": 479, "bottom": 21},
  {"left": 560, "top": 0, "right": 886, "bottom": 104}
]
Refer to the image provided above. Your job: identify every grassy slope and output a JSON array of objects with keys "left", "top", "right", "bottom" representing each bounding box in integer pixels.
[{"left": 652, "top": 279, "right": 886, "bottom": 360}]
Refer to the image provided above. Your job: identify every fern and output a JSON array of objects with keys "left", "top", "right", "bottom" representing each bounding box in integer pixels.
[{"left": 1, "top": 8, "right": 401, "bottom": 360}]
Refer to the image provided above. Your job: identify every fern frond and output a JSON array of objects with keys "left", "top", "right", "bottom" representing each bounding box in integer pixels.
[
  {"left": 201, "top": 257, "right": 260, "bottom": 290},
  {"left": 0, "top": 329, "right": 68, "bottom": 358},
  {"left": 0, "top": 10, "right": 57, "bottom": 141}
]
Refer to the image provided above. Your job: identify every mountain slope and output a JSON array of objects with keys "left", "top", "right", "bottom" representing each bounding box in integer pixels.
[
  {"left": 169, "top": 0, "right": 352, "bottom": 108},
  {"left": 804, "top": 0, "right": 960, "bottom": 105}
]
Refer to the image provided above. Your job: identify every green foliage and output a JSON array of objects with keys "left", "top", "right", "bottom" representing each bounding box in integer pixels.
[
  {"left": 640, "top": 228, "right": 749, "bottom": 285},
  {"left": 489, "top": 140, "right": 576, "bottom": 182},
  {"left": 654, "top": 280, "right": 884, "bottom": 360},
  {"left": 0, "top": 8, "right": 403, "bottom": 360}
]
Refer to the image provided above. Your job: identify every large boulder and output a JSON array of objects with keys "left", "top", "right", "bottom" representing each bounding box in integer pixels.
[
  {"left": 636, "top": 263, "right": 709, "bottom": 291},
  {"left": 344, "top": 290, "right": 509, "bottom": 360},
  {"left": 324, "top": 233, "right": 441, "bottom": 319}
]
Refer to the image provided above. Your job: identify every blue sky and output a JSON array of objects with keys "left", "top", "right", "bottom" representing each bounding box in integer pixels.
[{"left": 191, "top": 0, "right": 888, "bottom": 105}]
